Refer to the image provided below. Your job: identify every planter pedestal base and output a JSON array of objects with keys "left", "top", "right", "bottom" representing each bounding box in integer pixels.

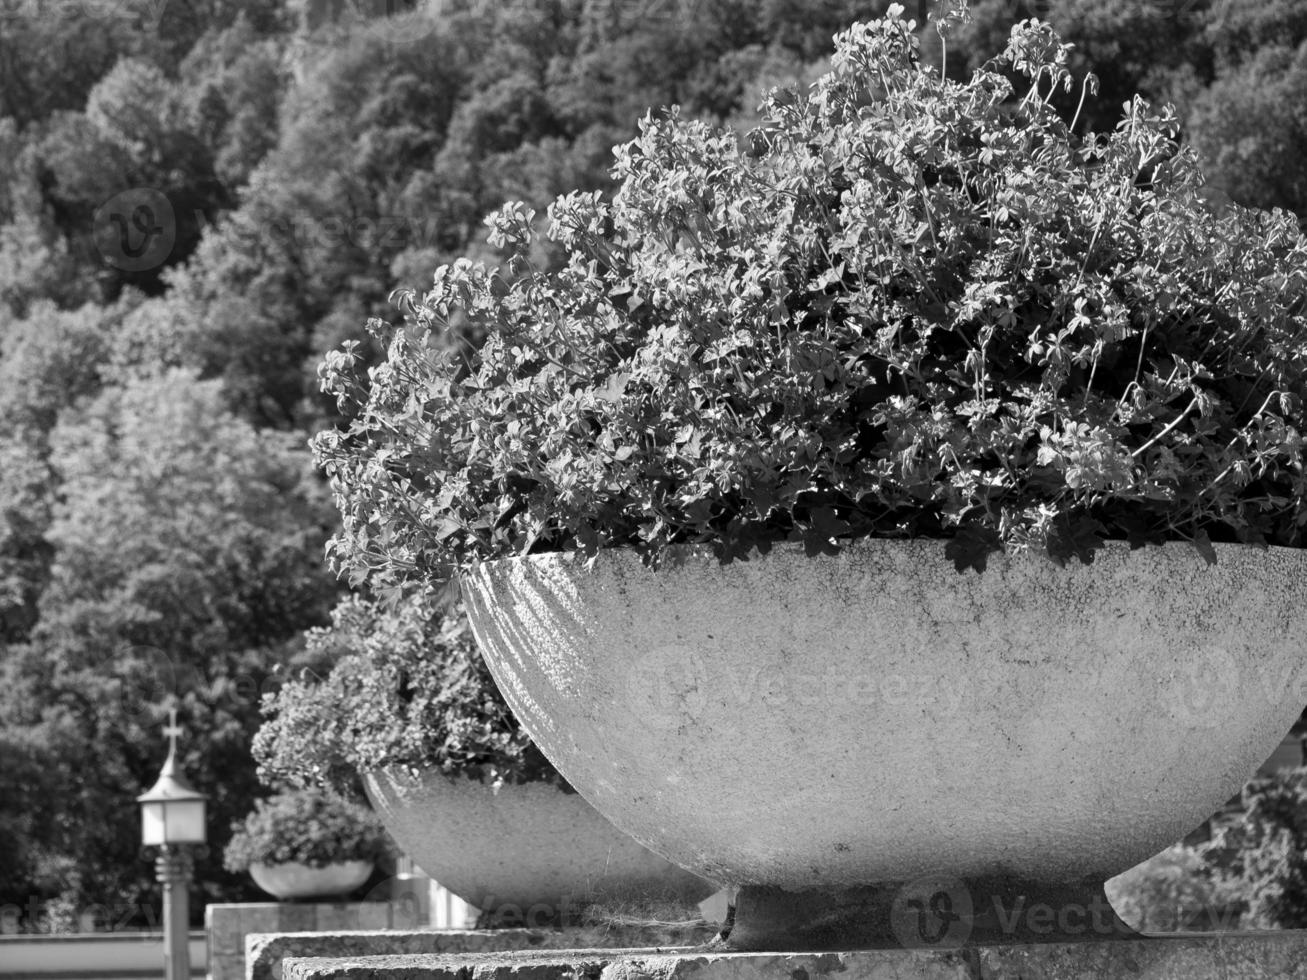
[
  {"left": 250, "top": 922, "right": 716, "bottom": 980},
  {"left": 727, "top": 880, "right": 1137, "bottom": 950},
  {"left": 283, "top": 933, "right": 1307, "bottom": 980}
]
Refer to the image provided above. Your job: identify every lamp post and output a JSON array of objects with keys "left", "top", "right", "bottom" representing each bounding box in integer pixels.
[{"left": 137, "top": 707, "right": 206, "bottom": 980}]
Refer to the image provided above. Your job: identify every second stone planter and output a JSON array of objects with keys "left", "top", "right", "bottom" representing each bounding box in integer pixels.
[
  {"left": 363, "top": 767, "right": 715, "bottom": 924},
  {"left": 249, "top": 860, "right": 374, "bottom": 901}
]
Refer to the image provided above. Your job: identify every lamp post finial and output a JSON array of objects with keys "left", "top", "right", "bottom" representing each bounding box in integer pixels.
[{"left": 162, "top": 707, "right": 182, "bottom": 765}]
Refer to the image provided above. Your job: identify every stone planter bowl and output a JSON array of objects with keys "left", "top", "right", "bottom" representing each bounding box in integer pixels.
[
  {"left": 249, "top": 860, "right": 373, "bottom": 900},
  {"left": 461, "top": 539, "right": 1307, "bottom": 949},
  {"left": 363, "top": 768, "right": 715, "bottom": 924}
]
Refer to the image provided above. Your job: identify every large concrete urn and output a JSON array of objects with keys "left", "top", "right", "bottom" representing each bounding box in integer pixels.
[
  {"left": 363, "top": 767, "right": 715, "bottom": 924},
  {"left": 461, "top": 539, "right": 1307, "bottom": 949}
]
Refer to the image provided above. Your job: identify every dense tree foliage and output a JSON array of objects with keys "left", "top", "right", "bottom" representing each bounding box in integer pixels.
[
  {"left": 1188, "top": 0, "right": 1307, "bottom": 217},
  {"left": 1204, "top": 769, "right": 1307, "bottom": 928},
  {"left": 0, "top": 0, "right": 907, "bottom": 927},
  {"left": 939, "top": 0, "right": 1212, "bottom": 134},
  {"left": 1, "top": 0, "right": 1305, "bottom": 930},
  {"left": 0, "top": 372, "right": 338, "bottom": 921}
]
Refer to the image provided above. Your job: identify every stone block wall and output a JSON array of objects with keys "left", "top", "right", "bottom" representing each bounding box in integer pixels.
[
  {"left": 207, "top": 903, "right": 391, "bottom": 980},
  {"left": 248, "top": 922, "right": 717, "bottom": 980}
]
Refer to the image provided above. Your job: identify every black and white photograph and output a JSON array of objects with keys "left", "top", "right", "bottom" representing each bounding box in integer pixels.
[{"left": 2, "top": 1, "right": 1307, "bottom": 978}]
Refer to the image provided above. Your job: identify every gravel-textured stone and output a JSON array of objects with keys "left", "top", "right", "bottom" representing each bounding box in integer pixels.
[
  {"left": 284, "top": 932, "right": 1307, "bottom": 980},
  {"left": 249, "top": 922, "right": 716, "bottom": 980}
]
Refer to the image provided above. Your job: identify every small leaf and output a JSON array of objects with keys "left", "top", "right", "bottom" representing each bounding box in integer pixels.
[
  {"left": 1116, "top": 512, "right": 1154, "bottom": 550},
  {"left": 1192, "top": 529, "right": 1218, "bottom": 566},
  {"left": 803, "top": 532, "right": 841, "bottom": 558},
  {"left": 945, "top": 523, "right": 1002, "bottom": 574},
  {"left": 435, "top": 518, "right": 463, "bottom": 541},
  {"left": 595, "top": 373, "right": 630, "bottom": 404},
  {"left": 1046, "top": 514, "right": 1106, "bottom": 567},
  {"left": 493, "top": 501, "right": 524, "bottom": 531},
  {"left": 811, "top": 506, "right": 852, "bottom": 539}
]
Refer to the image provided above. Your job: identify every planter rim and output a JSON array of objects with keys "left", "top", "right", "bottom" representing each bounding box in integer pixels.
[
  {"left": 360, "top": 764, "right": 576, "bottom": 799},
  {"left": 249, "top": 858, "right": 374, "bottom": 872},
  {"left": 465, "top": 536, "right": 1290, "bottom": 574},
  {"left": 361, "top": 763, "right": 714, "bottom": 916}
]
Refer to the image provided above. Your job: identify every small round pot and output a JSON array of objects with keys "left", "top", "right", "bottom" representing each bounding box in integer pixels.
[
  {"left": 249, "top": 860, "right": 373, "bottom": 900},
  {"left": 363, "top": 768, "right": 715, "bottom": 924},
  {"left": 461, "top": 539, "right": 1307, "bottom": 949}
]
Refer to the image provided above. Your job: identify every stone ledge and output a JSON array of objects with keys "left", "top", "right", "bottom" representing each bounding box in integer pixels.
[
  {"left": 207, "top": 903, "right": 395, "bottom": 980},
  {"left": 283, "top": 931, "right": 1307, "bottom": 980},
  {"left": 252, "top": 922, "right": 716, "bottom": 980}
]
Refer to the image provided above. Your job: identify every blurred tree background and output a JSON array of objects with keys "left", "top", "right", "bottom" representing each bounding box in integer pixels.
[{"left": 1, "top": 0, "right": 1306, "bottom": 930}]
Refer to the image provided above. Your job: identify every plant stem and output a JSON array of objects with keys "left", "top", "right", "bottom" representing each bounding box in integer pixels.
[{"left": 1131, "top": 396, "right": 1199, "bottom": 459}]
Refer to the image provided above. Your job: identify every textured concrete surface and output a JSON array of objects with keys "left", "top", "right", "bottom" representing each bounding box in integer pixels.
[
  {"left": 283, "top": 932, "right": 1307, "bottom": 980},
  {"left": 726, "top": 880, "right": 1137, "bottom": 950},
  {"left": 461, "top": 540, "right": 1307, "bottom": 941},
  {"left": 363, "top": 769, "right": 714, "bottom": 918},
  {"left": 250, "top": 922, "right": 716, "bottom": 980}
]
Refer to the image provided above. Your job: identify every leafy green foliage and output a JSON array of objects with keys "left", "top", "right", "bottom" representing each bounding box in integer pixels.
[
  {"left": 178, "top": 17, "right": 289, "bottom": 190},
  {"left": 0, "top": 0, "right": 924, "bottom": 925},
  {"left": 1204, "top": 767, "right": 1307, "bottom": 928},
  {"left": 0, "top": 0, "right": 165, "bottom": 129},
  {"left": 1105, "top": 843, "right": 1238, "bottom": 932},
  {"left": 4, "top": 0, "right": 1307, "bottom": 930},
  {"left": 0, "top": 296, "right": 139, "bottom": 642},
  {"left": 1203, "top": 0, "right": 1307, "bottom": 70},
  {"left": 1187, "top": 35, "right": 1307, "bottom": 219},
  {"left": 152, "top": 0, "right": 882, "bottom": 431},
  {"left": 37, "top": 57, "right": 230, "bottom": 298},
  {"left": 317, "top": 8, "right": 1307, "bottom": 590},
  {"left": 254, "top": 596, "right": 562, "bottom": 800},
  {"left": 0, "top": 371, "right": 340, "bottom": 923},
  {"left": 222, "top": 787, "right": 392, "bottom": 872},
  {"left": 939, "top": 0, "right": 1211, "bottom": 135}
]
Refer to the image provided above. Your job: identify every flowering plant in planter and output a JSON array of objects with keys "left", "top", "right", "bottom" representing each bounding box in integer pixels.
[
  {"left": 315, "top": 5, "right": 1307, "bottom": 584},
  {"left": 253, "top": 596, "right": 715, "bottom": 922},
  {"left": 222, "top": 788, "right": 391, "bottom": 874},
  {"left": 253, "top": 594, "right": 561, "bottom": 798},
  {"left": 308, "top": 1, "right": 1307, "bottom": 950}
]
